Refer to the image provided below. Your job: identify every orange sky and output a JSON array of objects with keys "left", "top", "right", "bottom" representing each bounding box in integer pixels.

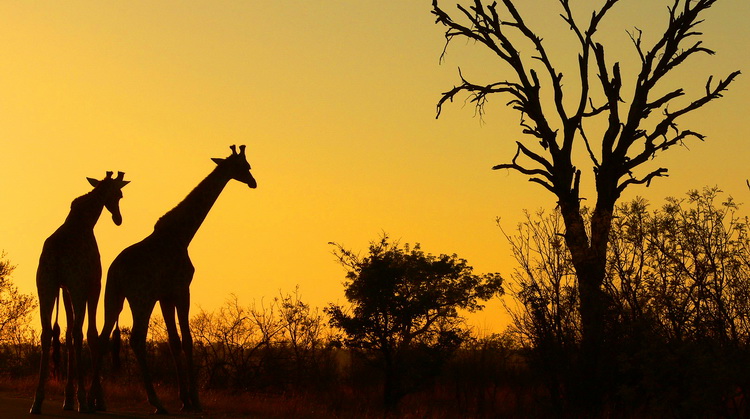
[{"left": 0, "top": 1, "right": 748, "bottom": 334}]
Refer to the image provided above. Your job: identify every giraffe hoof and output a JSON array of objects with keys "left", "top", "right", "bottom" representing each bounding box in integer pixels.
[
  {"left": 181, "top": 403, "right": 202, "bottom": 413},
  {"left": 154, "top": 407, "right": 169, "bottom": 415},
  {"left": 88, "top": 395, "right": 106, "bottom": 411},
  {"left": 29, "top": 404, "right": 42, "bottom": 415},
  {"left": 77, "top": 404, "right": 94, "bottom": 414}
]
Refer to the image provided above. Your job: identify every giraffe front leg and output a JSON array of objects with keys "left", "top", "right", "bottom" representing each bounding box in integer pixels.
[
  {"left": 73, "top": 327, "right": 91, "bottom": 413},
  {"left": 85, "top": 293, "right": 103, "bottom": 411},
  {"left": 177, "top": 298, "right": 201, "bottom": 412},
  {"left": 71, "top": 298, "right": 91, "bottom": 413},
  {"left": 182, "top": 330, "right": 201, "bottom": 412},
  {"left": 131, "top": 308, "right": 168, "bottom": 415},
  {"left": 63, "top": 334, "right": 75, "bottom": 410}
]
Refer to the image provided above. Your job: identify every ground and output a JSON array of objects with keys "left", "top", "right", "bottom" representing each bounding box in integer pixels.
[{"left": 0, "top": 390, "right": 257, "bottom": 419}]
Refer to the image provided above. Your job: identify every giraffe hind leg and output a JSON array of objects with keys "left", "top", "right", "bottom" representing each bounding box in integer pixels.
[
  {"left": 61, "top": 291, "right": 77, "bottom": 411},
  {"left": 85, "top": 285, "right": 101, "bottom": 411},
  {"left": 161, "top": 300, "right": 192, "bottom": 411}
]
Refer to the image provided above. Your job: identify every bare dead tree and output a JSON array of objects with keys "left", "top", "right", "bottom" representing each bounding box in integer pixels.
[{"left": 432, "top": 0, "right": 739, "bottom": 404}]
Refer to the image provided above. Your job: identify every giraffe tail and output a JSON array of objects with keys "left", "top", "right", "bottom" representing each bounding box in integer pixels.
[
  {"left": 51, "top": 290, "right": 61, "bottom": 380},
  {"left": 111, "top": 320, "right": 121, "bottom": 372}
]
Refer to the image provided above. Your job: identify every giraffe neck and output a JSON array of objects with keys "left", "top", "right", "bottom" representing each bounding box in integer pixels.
[
  {"left": 63, "top": 190, "right": 105, "bottom": 231},
  {"left": 153, "top": 165, "right": 231, "bottom": 246}
]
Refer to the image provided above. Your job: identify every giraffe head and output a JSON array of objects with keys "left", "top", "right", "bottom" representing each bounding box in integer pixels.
[
  {"left": 86, "top": 171, "right": 130, "bottom": 226},
  {"left": 212, "top": 145, "right": 257, "bottom": 189}
]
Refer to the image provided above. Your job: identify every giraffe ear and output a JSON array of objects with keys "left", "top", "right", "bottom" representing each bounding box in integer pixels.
[
  {"left": 87, "top": 177, "right": 100, "bottom": 187},
  {"left": 211, "top": 158, "right": 225, "bottom": 165}
]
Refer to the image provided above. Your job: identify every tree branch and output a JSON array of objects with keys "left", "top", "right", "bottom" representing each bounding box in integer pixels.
[
  {"left": 621, "top": 70, "right": 741, "bottom": 175},
  {"left": 650, "top": 72, "right": 740, "bottom": 140},
  {"left": 436, "top": 68, "right": 527, "bottom": 119},
  {"left": 433, "top": 0, "right": 738, "bottom": 201},
  {"left": 492, "top": 142, "right": 555, "bottom": 192},
  {"left": 501, "top": 0, "right": 568, "bottom": 126},
  {"left": 433, "top": 0, "right": 560, "bottom": 151},
  {"left": 617, "top": 167, "right": 669, "bottom": 193}
]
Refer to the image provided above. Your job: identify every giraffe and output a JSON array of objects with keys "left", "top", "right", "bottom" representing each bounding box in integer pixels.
[
  {"left": 91, "top": 145, "right": 256, "bottom": 414},
  {"left": 30, "top": 171, "right": 130, "bottom": 414}
]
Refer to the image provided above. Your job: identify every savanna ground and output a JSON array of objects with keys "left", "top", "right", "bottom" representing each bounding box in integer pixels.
[
  {"left": 0, "top": 374, "right": 537, "bottom": 418},
  {"left": 0, "top": 326, "right": 540, "bottom": 418}
]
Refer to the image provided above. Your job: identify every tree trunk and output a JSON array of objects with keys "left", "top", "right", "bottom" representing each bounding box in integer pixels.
[
  {"left": 383, "top": 359, "right": 403, "bottom": 413},
  {"left": 558, "top": 191, "right": 616, "bottom": 409}
]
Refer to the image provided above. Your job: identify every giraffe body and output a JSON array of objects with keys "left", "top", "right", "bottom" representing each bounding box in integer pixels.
[
  {"left": 91, "top": 145, "right": 256, "bottom": 414},
  {"left": 30, "top": 172, "right": 129, "bottom": 414}
]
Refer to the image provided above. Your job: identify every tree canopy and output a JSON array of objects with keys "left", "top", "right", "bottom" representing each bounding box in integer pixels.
[{"left": 326, "top": 235, "right": 503, "bottom": 409}]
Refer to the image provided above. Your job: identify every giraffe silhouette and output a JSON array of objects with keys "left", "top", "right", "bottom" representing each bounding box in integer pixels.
[
  {"left": 30, "top": 171, "right": 130, "bottom": 414},
  {"left": 90, "top": 145, "right": 256, "bottom": 414}
]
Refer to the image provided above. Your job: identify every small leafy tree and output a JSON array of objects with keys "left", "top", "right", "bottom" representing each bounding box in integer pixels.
[
  {"left": 326, "top": 235, "right": 503, "bottom": 411},
  {"left": 190, "top": 295, "right": 283, "bottom": 389},
  {"left": 0, "top": 252, "right": 37, "bottom": 376},
  {"left": 277, "top": 287, "right": 326, "bottom": 386},
  {"left": 0, "top": 252, "right": 36, "bottom": 344}
]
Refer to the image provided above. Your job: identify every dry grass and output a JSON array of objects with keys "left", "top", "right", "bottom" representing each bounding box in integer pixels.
[
  {"left": 0, "top": 376, "right": 406, "bottom": 418},
  {"left": 0, "top": 375, "right": 525, "bottom": 418}
]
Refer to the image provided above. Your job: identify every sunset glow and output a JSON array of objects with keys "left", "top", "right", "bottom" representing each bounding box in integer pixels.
[{"left": 1, "top": 0, "right": 748, "bottom": 334}]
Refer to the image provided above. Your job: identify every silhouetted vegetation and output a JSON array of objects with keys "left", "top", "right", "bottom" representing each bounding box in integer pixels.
[
  {"left": 502, "top": 188, "right": 750, "bottom": 417},
  {"left": 188, "top": 288, "right": 333, "bottom": 393},
  {"left": 0, "top": 1, "right": 739, "bottom": 417},
  {"left": 0, "top": 252, "right": 39, "bottom": 388},
  {"left": 5, "top": 191, "right": 750, "bottom": 417},
  {"left": 0, "top": 253, "right": 36, "bottom": 349},
  {"left": 0, "top": 252, "right": 37, "bottom": 380},
  {"left": 433, "top": 0, "right": 740, "bottom": 407},
  {"left": 326, "top": 236, "right": 503, "bottom": 411}
]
